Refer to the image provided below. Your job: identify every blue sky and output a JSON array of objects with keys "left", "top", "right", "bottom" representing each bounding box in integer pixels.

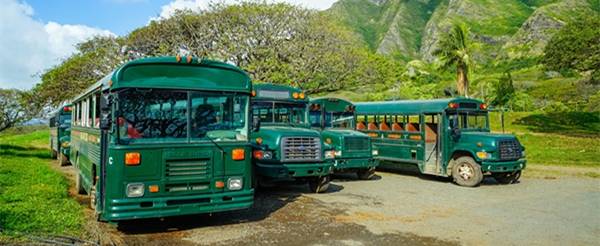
[{"left": 0, "top": 0, "right": 337, "bottom": 90}]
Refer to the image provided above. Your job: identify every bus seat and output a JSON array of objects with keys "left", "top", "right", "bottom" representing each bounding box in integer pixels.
[
  {"left": 405, "top": 123, "right": 419, "bottom": 132},
  {"left": 356, "top": 122, "right": 366, "bottom": 130},
  {"left": 392, "top": 123, "right": 403, "bottom": 131},
  {"left": 339, "top": 122, "right": 345, "bottom": 127},
  {"left": 368, "top": 122, "right": 378, "bottom": 130},
  {"left": 379, "top": 122, "right": 390, "bottom": 131},
  {"left": 425, "top": 123, "right": 438, "bottom": 143}
]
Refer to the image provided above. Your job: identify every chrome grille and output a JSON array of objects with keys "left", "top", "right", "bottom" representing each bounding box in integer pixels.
[
  {"left": 281, "top": 137, "right": 321, "bottom": 162},
  {"left": 344, "top": 137, "right": 370, "bottom": 151},
  {"left": 498, "top": 140, "right": 521, "bottom": 160}
]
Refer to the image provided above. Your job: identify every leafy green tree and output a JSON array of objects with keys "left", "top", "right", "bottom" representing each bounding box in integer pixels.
[
  {"left": 491, "top": 72, "right": 516, "bottom": 107},
  {"left": 432, "top": 23, "right": 478, "bottom": 97},
  {"left": 541, "top": 15, "right": 600, "bottom": 83},
  {"left": 0, "top": 89, "right": 31, "bottom": 132}
]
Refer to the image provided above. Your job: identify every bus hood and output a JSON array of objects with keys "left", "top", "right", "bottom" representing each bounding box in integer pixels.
[{"left": 460, "top": 131, "right": 519, "bottom": 142}]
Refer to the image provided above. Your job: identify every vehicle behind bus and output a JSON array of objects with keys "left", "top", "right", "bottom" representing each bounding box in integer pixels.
[
  {"left": 49, "top": 104, "right": 72, "bottom": 166},
  {"left": 250, "top": 84, "right": 334, "bottom": 193},
  {"left": 309, "top": 97, "right": 379, "bottom": 180},
  {"left": 69, "top": 56, "right": 255, "bottom": 223},
  {"left": 354, "top": 98, "right": 526, "bottom": 187}
]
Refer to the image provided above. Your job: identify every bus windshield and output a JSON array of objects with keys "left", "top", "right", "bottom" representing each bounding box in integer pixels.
[
  {"left": 60, "top": 115, "right": 72, "bottom": 126},
  {"left": 448, "top": 112, "right": 488, "bottom": 130},
  {"left": 309, "top": 111, "right": 354, "bottom": 129},
  {"left": 252, "top": 101, "right": 307, "bottom": 125},
  {"left": 117, "top": 89, "right": 249, "bottom": 144}
]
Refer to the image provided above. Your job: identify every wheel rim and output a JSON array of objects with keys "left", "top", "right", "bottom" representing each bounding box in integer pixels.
[{"left": 457, "top": 163, "right": 474, "bottom": 180}]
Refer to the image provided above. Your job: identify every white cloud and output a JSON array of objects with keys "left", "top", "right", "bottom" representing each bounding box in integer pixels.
[
  {"left": 150, "top": 0, "right": 208, "bottom": 21},
  {"left": 150, "top": 0, "right": 336, "bottom": 22},
  {"left": 0, "top": 0, "right": 114, "bottom": 90}
]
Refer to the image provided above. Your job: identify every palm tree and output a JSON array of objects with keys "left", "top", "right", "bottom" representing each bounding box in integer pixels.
[{"left": 432, "top": 23, "right": 477, "bottom": 98}]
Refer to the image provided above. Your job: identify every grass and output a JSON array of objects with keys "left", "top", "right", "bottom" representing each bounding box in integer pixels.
[{"left": 0, "top": 130, "right": 86, "bottom": 240}]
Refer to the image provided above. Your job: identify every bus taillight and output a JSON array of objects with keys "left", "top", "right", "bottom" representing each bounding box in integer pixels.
[{"left": 479, "top": 104, "right": 488, "bottom": 110}]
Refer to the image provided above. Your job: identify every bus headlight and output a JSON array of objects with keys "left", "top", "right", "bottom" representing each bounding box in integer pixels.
[
  {"left": 253, "top": 150, "right": 273, "bottom": 159},
  {"left": 522, "top": 150, "right": 526, "bottom": 158},
  {"left": 324, "top": 150, "right": 335, "bottom": 159},
  {"left": 372, "top": 150, "right": 379, "bottom": 156},
  {"left": 228, "top": 177, "right": 243, "bottom": 190},
  {"left": 334, "top": 150, "right": 342, "bottom": 157},
  {"left": 476, "top": 151, "right": 492, "bottom": 159},
  {"left": 126, "top": 183, "right": 145, "bottom": 197}
]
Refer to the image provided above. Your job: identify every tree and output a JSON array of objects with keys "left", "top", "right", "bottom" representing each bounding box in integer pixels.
[
  {"left": 542, "top": 15, "right": 600, "bottom": 83},
  {"left": 432, "top": 23, "right": 478, "bottom": 97},
  {"left": 0, "top": 89, "right": 31, "bottom": 132},
  {"left": 125, "top": 1, "right": 379, "bottom": 94},
  {"left": 491, "top": 72, "right": 515, "bottom": 107}
]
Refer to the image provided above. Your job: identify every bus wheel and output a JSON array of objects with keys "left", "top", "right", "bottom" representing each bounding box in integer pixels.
[
  {"left": 59, "top": 153, "right": 69, "bottom": 166},
  {"left": 309, "top": 175, "right": 330, "bottom": 193},
  {"left": 452, "top": 157, "right": 483, "bottom": 187},
  {"left": 492, "top": 170, "right": 521, "bottom": 184},
  {"left": 357, "top": 167, "right": 375, "bottom": 180},
  {"left": 75, "top": 170, "right": 86, "bottom": 195},
  {"left": 90, "top": 183, "right": 97, "bottom": 211},
  {"left": 51, "top": 145, "right": 57, "bottom": 159}
]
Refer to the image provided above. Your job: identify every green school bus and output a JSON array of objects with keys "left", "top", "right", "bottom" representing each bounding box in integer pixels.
[
  {"left": 308, "top": 97, "right": 379, "bottom": 179},
  {"left": 250, "top": 84, "right": 334, "bottom": 193},
  {"left": 49, "top": 104, "right": 73, "bottom": 166},
  {"left": 354, "top": 98, "right": 526, "bottom": 187},
  {"left": 70, "top": 56, "right": 255, "bottom": 222}
]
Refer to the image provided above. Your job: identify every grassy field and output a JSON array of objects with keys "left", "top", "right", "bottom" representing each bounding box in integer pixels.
[{"left": 0, "top": 129, "right": 86, "bottom": 241}]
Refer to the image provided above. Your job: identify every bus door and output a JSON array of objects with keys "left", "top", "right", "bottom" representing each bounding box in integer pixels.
[{"left": 422, "top": 114, "right": 441, "bottom": 175}]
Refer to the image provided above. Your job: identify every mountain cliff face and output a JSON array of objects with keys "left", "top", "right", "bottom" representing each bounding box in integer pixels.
[{"left": 329, "top": 0, "right": 598, "bottom": 64}]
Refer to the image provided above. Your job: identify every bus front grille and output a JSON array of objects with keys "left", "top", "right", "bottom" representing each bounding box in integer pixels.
[
  {"left": 344, "top": 137, "right": 370, "bottom": 151},
  {"left": 498, "top": 140, "right": 521, "bottom": 160},
  {"left": 281, "top": 137, "right": 321, "bottom": 162},
  {"left": 165, "top": 158, "right": 211, "bottom": 181}
]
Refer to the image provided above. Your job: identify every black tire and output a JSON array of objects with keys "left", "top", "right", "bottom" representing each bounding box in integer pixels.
[
  {"left": 59, "top": 153, "right": 69, "bottom": 166},
  {"left": 493, "top": 170, "right": 522, "bottom": 184},
  {"left": 51, "top": 143, "right": 57, "bottom": 159},
  {"left": 75, "top": 170, "right": 86, "bottom": 195},
  {"left": 357, "top": 167, "right": 375, "bottom": 180},
  {"left": 308, "top": 175, "right": 330, "bottom": 193},
  {"left": 451, "top": 156, "right": 483, "bottom": 187}
]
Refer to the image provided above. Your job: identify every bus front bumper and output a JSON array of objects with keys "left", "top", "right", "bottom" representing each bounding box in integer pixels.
[
  {"left": 481, "top": 159, "right": 526, "bottom": 173},
  {"left": 254, "top": 162, "right": 333, "bottom": 178},
  {"left": 332, "top": 157, "right": 379, "bottom": 171},
  {"left": 101, "top": 189, "right": 254, "bottom": 222}
]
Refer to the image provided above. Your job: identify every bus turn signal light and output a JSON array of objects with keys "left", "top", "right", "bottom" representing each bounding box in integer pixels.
[
  {"left": 125, "top": 152, "right": 141, "bottom": 165},
  {"left": 149, "top": 185, "right": 159, "bottom": 193},
  {"left": 232, "top": 149, "right": 245, "bottom": 160},
  {"left": 215, "top": 181, "right": 225, "bottom": 188},
  {"left": 299, "top": 93, "right": 305, "bottom": 99},
  {"left": 292, "top": 92, "right": 299, "bottom": 99}
]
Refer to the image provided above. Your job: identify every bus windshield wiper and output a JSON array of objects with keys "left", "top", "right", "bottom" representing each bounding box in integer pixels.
[{"left": 205, "top": 134, "right": 226, "bottom": 154}]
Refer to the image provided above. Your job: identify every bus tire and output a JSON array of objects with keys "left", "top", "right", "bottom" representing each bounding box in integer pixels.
[
  {"left": 59, "top": 153, "right": 69, "bottom": 166},
  {"left": 452, "top": 156, "right": 482, "bottom": 187},
  {"left": 309, "top": 175, "right": 330, "bottom": 193},
  {"left": 357, "top": 167, "right": 375, "bottom": 180},
  {"left": 51, "top": 144, "right": 57, "bottom": 159},
  {"left": 492, "top": 170, "right": 521, "bottom": 184},
  {"left": 75, "top": 170, "right": 86, "bottom": 195}
]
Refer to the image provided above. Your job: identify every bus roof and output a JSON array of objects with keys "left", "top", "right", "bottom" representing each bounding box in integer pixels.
[
  {"left": 252, "top": 83, "right": 308, "bottom": 103},
  {"left": 354, "top": 97, "right": 486, "bottom": 114},
  {"left": 73, "top": 56, "right": 251, "bottom": 102}
]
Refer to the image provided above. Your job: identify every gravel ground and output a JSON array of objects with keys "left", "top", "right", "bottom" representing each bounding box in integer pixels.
[{"left": 48, "top": 162, "right": 600, "bottom": 246}]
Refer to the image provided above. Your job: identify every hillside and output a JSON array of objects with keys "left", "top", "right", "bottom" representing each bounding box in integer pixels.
[{"left": 330, "top": 0, "right": 598, "bottom": 63}]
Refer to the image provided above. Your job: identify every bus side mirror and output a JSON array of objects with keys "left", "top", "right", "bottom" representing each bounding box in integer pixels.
[
  {"left": 99, "top": 93, "right": 112, "bottom": 130},
  {"left": 450, "top": 117, "right": 461, "bottom": 139},
  {"left": 252, "top": 117, "right": 260, "bottom": 132}
]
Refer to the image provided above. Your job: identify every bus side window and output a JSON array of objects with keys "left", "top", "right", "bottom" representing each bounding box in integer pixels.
[{"left": 367, "top": 121, "right": 378, "bottom": 130}]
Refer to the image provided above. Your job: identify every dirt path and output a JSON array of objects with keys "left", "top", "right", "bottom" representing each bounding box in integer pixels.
[{"left": 49, "top": 159, "right": 599, "bottom": 246}]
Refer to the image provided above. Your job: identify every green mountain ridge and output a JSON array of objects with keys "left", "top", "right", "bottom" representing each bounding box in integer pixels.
[{"left": 330, "top": 0, "right": 597, "bottom": 64}]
